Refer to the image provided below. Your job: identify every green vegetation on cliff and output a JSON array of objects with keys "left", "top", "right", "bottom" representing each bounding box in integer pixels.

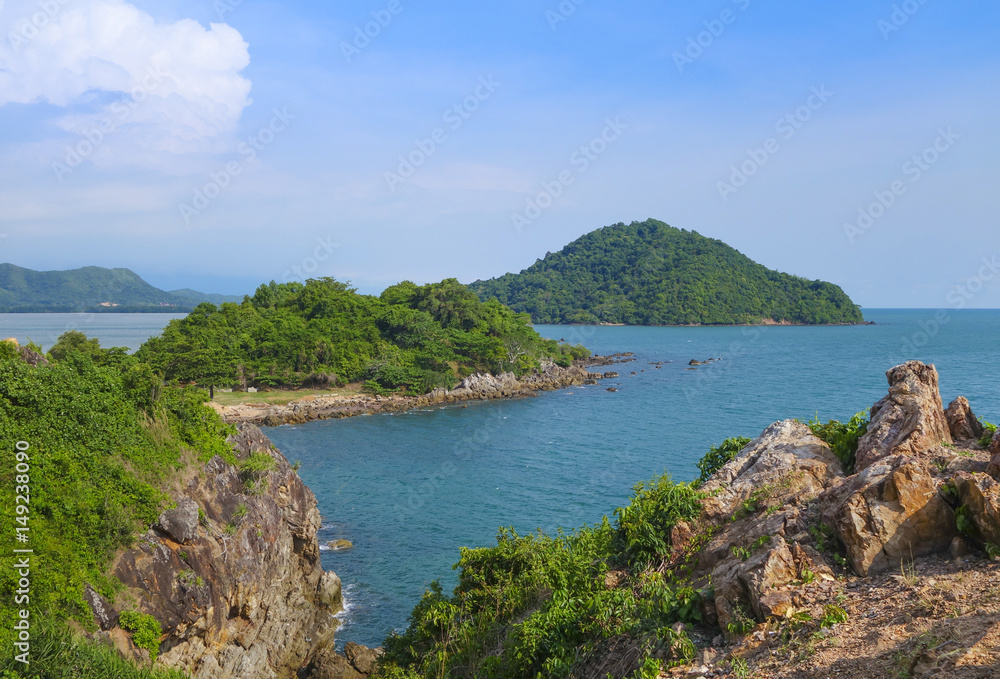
[
  {"left": 137, "top": 277, "right": 588, "bottom": 393},
  {"left": 0, "top": 336, "right": 233, "bottom": 678},
  {"left": 468, "top": 219, "right": 864, "bottom": 325}
]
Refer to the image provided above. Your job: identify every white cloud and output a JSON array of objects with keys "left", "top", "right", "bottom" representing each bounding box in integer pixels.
[{"left": 0, "top": 0, "right": 251, "bottom": 150}]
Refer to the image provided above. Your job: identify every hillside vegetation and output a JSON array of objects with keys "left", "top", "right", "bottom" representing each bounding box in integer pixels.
[
  {"left": 0, "top": 338, "right": 233, "bottom": 678},
  {"left": 137, "top": 278, "right": 588, "bottom": 394},
  {"left": 0, "top": 263, "right": 240, "bottom": 312},
  {"left": 469, "top": 220, "right": 864, "bottom": 325}
]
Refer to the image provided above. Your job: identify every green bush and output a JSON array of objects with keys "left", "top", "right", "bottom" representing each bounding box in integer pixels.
[
  {"left": 981, "top": 422, "right": 997, "bottom": 449},
  {"left": 807, "top": 410, "right": 869, "bottom": 473},
  {"left": 118, "top": 611, "right": 163, "bottom": 662},
  {"left": 614, "top": 475, "right": 705, "bottom": 568},
  {"left": 695, "top": 436, "right": 752, "bottom": 486}
]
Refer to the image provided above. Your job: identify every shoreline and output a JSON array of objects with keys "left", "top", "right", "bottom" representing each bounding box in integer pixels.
[{"left": 209, "top": 354, "right": 636, "bottom": 427}]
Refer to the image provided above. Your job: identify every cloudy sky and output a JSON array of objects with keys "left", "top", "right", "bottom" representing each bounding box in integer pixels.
[{"left": 0, "top": 0, "right": 997, "bottom": 307}]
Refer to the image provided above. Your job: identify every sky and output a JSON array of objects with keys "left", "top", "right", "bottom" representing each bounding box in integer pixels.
[{"left": 0, "top": 0, "right": 997, "bottom": 308}]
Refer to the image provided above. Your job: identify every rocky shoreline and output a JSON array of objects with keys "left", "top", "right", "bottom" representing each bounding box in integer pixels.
[{"left": 210, "top": 355, "right": 635, "bottom": 427}]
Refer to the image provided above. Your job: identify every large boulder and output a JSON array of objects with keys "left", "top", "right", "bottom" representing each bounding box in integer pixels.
[
  {"left": 945, "top": 397, "right": 985, "bottom": 442},
  {"left": 953, "top": 472, "right": 1000, "bottom": 546},
  {"left": 699, "top": 420, "right": 845, "bottom": 523},
  {"left": 155, "top": 497, "right": 200, "bottom": 545},
  {"left": 855, "top": 362, "right": 952, "bottom": 472},
  {"left": 821, "top": 456, "right": 956, "bottom": 576}
]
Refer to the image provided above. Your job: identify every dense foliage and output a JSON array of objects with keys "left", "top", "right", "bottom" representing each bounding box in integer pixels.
[
  {"left": 0, "top": 263, "right": 236, "bottom": 314},
  {"left": 0, "top": 335, "right": 234, "bottom": 677},
  {"left": 137, "top": 278, "right": 587, "bottom": 393},
  {"left": 469, "top": 220, "right": 865, "bottom": 325},
  {"left": 376, "top": 470, "right": 711, "bottom": 679}
]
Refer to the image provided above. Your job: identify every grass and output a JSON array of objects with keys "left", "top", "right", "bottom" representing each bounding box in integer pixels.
[{"left": 211, "top": 386, "right": 362, "bottom": 407}]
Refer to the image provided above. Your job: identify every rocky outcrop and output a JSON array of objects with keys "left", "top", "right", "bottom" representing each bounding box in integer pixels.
[
  {"left": 100, "top": 424, "right": 342, "bottom": 679},
  {"left": 855, "top": 361, "right": 952, "bottom": 471},
  {"left": 820, "top": 456, "right": 956, "bottom": 576},
  {"left": 221, "top": 362, "right": 605, "bottom": 427},
  {"left": 945, "top": 397, "right": 985, "bottom": 442},
  {"left": 953, "top": 472, "right": 1000, "bottom": 546},
  {"left": 301, "top": 642, "right": 383, "bottom": 678}
]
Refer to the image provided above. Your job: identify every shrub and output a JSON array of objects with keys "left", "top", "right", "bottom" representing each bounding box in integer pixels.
[
  {"left": 695, "top": 436, "right": 752, "bottom": 486},
  {"left": 614, "top": 475, "right": 704, "bottom": 567},
  {"left": 981, "top": 422, "right": 998, "bottom": 449},
  {"left": 807, "top": 410, "right": 869, "bottom": 473},
  {"left": 118, "top": 610, "right": 163, "bottom": 662}
]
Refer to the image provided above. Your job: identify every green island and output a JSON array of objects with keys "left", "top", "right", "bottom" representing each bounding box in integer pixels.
[
  {"left": 137, "top": 277, "right": 589, "bottom": 394},
  {"left": 0, "top": 263, "right": 241, "bottom": 313},
  {"left": 468, "top": 219, "right": 865, "bottom": 326}
]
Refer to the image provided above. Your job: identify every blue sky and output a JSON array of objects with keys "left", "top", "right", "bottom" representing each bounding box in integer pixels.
[{"left": 0, "top": 0, "right": 997, "bottom": 308}]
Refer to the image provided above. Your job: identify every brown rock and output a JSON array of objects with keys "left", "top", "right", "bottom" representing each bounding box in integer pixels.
[
  {"left": 855, "top": 362, "right": 952, "bottom": 472},
  {"left": 712, "top": 537, "right": 799, "bottom": 638},
  {"left": 822, "top": 455, "right": 956, "bottom": 576},
  {"left": 945, "top": 397, "right": 985, "bottom": 441},
  {"left": 700, "top": 420, "right": 845, "bottom": 523},
  {"left": 954, "top": 472, "right": 1000, "bottom": 546},
  {"left": 344, "top": 642, "right": 383, "bottom": 675},
  {"left": 949, "top": 536, "right": 972, "bottom": 559}
]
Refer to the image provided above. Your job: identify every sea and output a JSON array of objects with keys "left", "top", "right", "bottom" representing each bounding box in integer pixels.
[{"left": 1, "top": 309, "right": 998, "bottom": 649}]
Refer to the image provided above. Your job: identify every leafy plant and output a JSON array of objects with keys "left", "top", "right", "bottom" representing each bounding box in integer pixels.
[
  {"left": 807, "top": 410, "right": 870, "bottom": 473},
  {"left": 731, "top": 657, "right": 751, "bottom": 679},
  {"left": 613, "top": 475, "right": 705, "bottom": 567},
  {"left": 981, "top": 422, "right": 998, "bottom": 448},
  {"left": 118, "top": 610, "right": 163, "bottom": 662},
  {"left": 695, "top": 436, "right": 752, "bottom": 486},
  {"left": 819, "top": 605, "right": 848, "bottom": 628}
]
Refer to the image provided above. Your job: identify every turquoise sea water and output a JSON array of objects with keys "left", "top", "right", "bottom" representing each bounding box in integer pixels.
[{"left": 1, "top": 310, "right": 997, "bottom": 649}]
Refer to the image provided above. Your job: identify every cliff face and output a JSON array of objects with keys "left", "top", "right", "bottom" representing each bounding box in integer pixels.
[{"left": 96, "top": 424, "right": 342, "bottom": 678}]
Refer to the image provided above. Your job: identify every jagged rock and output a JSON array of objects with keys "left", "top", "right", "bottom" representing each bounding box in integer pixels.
[
  {"left": 327, "top": 539, "right": 353, "bottom": 551},
  {"left": 343, "top": 642, "right": 383, "bottom": 675},
  {"left": 114, "top": 424, "right": 341, "bottom": 679},
  {"left": 953, "top": 472, "right": 1000, "bottom": 546},
  {"left": 990, "top": 428, "right": 1000, "bottom": 458},
  {"left": 855, "top": 361, "right": 952, "bottom": 471},
  {"left": 712, "top": 537, "right": 799, "bottom": 639},
  {"left": 945, "top": 397, "right": 985, "bottom": 441},
  {"left": 84, "top": 585, "right": 119, "bottom": 631},
  {"left": 155, "top": 497, "right": 200, "bottom": 545},
  {"left": 305, "top": 644, "right": 365, "bottom": 679},
  {"left": 821, "top": 456, "right": 956, "bottom": 576},
  {"left": 18, "top": 345, "right": 48, "bottom": 366},
  {"left": 699, "top": 420, "right": 845, "bottom": 523}
]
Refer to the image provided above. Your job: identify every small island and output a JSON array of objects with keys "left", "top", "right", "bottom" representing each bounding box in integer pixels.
[{"left": 469, "top": 219, "right": 866, "bottom": 326}]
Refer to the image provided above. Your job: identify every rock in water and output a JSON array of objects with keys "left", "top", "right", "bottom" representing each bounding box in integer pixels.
[
  {"left": 855, "top": 361, "right": 953, "bottom": 471},
  {"left": 945, "top": 396, "right": 985, "bottom": 441},
  {"left": 821, "top": 455, "right": 956, "bottom": 576}
]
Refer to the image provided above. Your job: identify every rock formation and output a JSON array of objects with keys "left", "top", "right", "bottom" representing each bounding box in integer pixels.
[
  {"left": 854, "top": 361, "right": 952, "bottom": 471},
  {"left": 96, "top": 424, "right": 343, "bottom": 679},
  {"left": 945, "top": 396, "right": 985, "bottom": 442}
]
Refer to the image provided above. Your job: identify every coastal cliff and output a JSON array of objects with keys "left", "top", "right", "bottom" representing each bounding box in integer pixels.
[{"left": 89, "top": 424, "right": 347, "bottom": 678}]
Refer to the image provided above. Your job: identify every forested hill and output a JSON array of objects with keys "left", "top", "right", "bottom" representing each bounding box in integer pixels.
[
  {"left": 468, "top": 220, "right": 864, "bottom": 325},
  {"left": 0, "top": 263, "right": 241, "bottom": 312}
]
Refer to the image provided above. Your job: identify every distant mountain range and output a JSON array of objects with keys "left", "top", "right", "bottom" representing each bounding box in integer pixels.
[
  {"left": 0, "top": 264, "right": 244, "bottom": 313},
  {"left": 469, "top": 219, "right": 865, "bottom": 325}
]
